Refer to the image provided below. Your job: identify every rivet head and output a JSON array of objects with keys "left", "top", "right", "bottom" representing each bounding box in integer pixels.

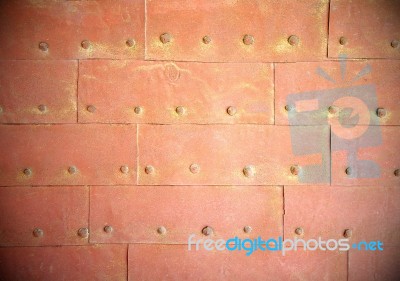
[
  {"left": 202, "top": 36, "right": 211, "bottom": 44},
  {"left": 391, "top": 39, "right": 399, "bottom": 49},
  {"left": 87, "top": 105, "right": 96, "bottom": 113},
  {"left": 189, "top": 163, "right": 200, "bottom": 174},
  {"left": 145, "top": 165, "right": 155, "bottom": 175},
  {"left": 339, "top": 36, "right": 348, "bottom": 46},
  {"left": 227, "top": 106, "right": 237, "bottom": 116},
  {"left": 243, "top": 165, "right": 256, "bottom": 178},
  {"left": 126, "top": 38, "right": 135, "bottom": 47},
  {"left": 288, "top": 35, "right": 299, "bottom": 46},
  {"left": 176, "top": 106, "right": 186, "bottom": 116},
  {"left": 157, "top": 226, "right": 167, "bottom": 235},
  {"left": 345, "top": 167, "right": 352, "bottom": 176},
  {"left": 81, "top": 40, "right": 91, "bottom": 49},
  {"left": 160, "top": 33, "right": 172, "bottom": 44},
  {"left": 343, "top": 229, "right": 352, "bottom": 238},
  {"left": 243, "top": 226, "right": 252, "bottom": 233},
  {"left": 243, "top": 34, "right": 254, "bottom": 45},
  {"left": 68, "top": 166, "right": 77, "bottom": 174},
  {"left": 0, "top": 106, "right": 3, "bottom": 114},
  {"left": 285, "top": 104, "right": 295, "bottom": 112},
  {"left": 120, "top": 165, "right": 129, "bottom": 174},
  {"left": 328, "top": 105, "right": 339, "bottom": 114},
  {"left": 376, "top": 108, "right": 387, "bottom": 118},
  {"left": 104, "top": 225, "right": 113, "bottom": 233},
  {"left": 394, "top": 169, "right": 399, "bottom": 177},
  {"left": 295, "top": 227, "right": 304, "bottom": 235},
  {"left": 33, "top": 228, "right": 44, "bottom": 238},
  {"left": 78, "top": 227, "right": 89, "bottom": 238},
  {"left": 38, "top": 104, "right": 47, "bottom": 113},
  {"left": 39, "top": 42, "right": 49, "bottom": 52},
  {"left": 23, "top": 168, "right": 32, "bottom": 177},
  {"left": 290, "top": 165, "right": 300, "bottom": 176},
  {"left": 202, "top": 226, "right": 213, "bottom": 236},
  {"left": 134, "top": 106, "right": 143, "bottom": 115}
]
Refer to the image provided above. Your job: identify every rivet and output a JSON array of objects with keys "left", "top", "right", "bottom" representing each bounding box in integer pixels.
[
  {"left": 243, "top": 226, "right": 252, "bottom": 233},
  {"left": 243, "top": 165, "right": 256, "bottom": 178},
  {"left": 285, "top": 104, "right": 295, "bottom": 112},
  {"left": 227, "top": 106, "right": 237, "bottom": 116},
  {"left": 87, "top": 105, "right": 96, "bottom": 113},
  {"left": 288, "top": 35, "right": 299, "bottom": 46},
  {"left": 160, "top": 33, "right": 172, "bottom": 44},
  {"left": 78, "top": 227, "right": 89, "bottom": 238},
  {"left": 126, "top": 38, "right": 135, "bottom": 47},
  {"left": 202, "top": 226, "right": 213, "bottom": 236},
  {"left": 176, "top": 106, "right": 186, "bottom": 116},
  {"left": 33, "top": 228, "right": 44, "bottom": 238},
  {"left": 145, "top": 165, "right": 155, "bottom": 175},
  {"left": 328, "top": 105, "right": 339, "bottom": 114},
  {"left": 243, "top": 34, "right": 254, "bottom": 45},
  {"left": 68, "top": 166, "right": 77, "bottom": 174},
  {"left": 23, "top": 168, "right": 32, "bottom": 177},
  {"left": 290, "top": 165, "right": 300, "bottom": 176},
  {"left": 189, "top": 163, "right": 200, "bottom": 174},
  {"left": 39, "top": 42, "right": 49, "bottom": 52},
  {"left": 120, "top": 165, "right": 129, "bottom": 174},
  {"left": 81, "top": 40, "right": 91, "bottom": 49},
  {"left": 339, "top": 36, "right": 348, "bottom": 46},
  {"left": 157, "top": 226, "right": 167, "bottom": 235},
  {"left": 202, "top": 36, "right": 211, "bottom": 44},
  {"left": 391, "top": 39, "right": 399, "bottom": 49},
  {"left": 394, "top": 169, "right": 399, "bottom": 177},
  {"left": 376, "top": 108, "right": 387, "bottom": 118},
  {"left": 295, "top": 227, "right": 304, "bottom": 235},
  {"left": 134, "top": 106, "right": 143, "bottom": 115},
  {"left": 104, "top": 225, "right": 113, "bottom": 233},
  {"left": 0, "top": 106, "right": 3, "bottom": 114},
  {"left": 343, "top": 229, "right": 352, "bottom": 238},
  {"left": 38, "top": 104, "right": 47, "bottom": 113},
  {"left": 345, "top": 167, "right": 352, "bottom": 176}
]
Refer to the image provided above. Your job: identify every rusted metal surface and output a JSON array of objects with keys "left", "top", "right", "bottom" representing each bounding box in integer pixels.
[
  {"left": 331, "top": 126, "right": 400, "bottom": 186},
  {"left": 0, "top": 125, "right": 136, "bottom": 186},
  {"left": 275, "top": 60, "right": 400, "bottom": 125},
  {"left": 0, "top": 60, "right": 77, "bottom": 123},
  {"left": 0, "top": 0, "right": 144, "bottom": 59},
  {"left": 78, "top": 60, "right": 273, "bottom": 124},
  {"left": 0, "top": 245, "right": 127, "bottom": 281},
  {"left": 349, "top": 247, "right": 400, "bottom": 281},
  {"left": 284, "top": 186, "right": 400, "bottom": 245},
  {"left": 128, "top": 244, "right": 347, "bottom": 281},
  {"left": 0, "top": 186, "right": 88, "bottom": 246},
  {"left": 146, "top": 0, "right": 329, "bottom": 62},
  {"left": 138, "top": 125, "right": 330, "bottom": 185},
  {"left": 90, "top": 185, "right": 282, "bottom": 243},
  {"left": 329, "top": 0, "right": 400, "bottom": 59}
]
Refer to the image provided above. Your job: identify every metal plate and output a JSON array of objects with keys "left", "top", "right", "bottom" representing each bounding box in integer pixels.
[
  {"left": 138, "top": 125, "right": 331, "bottom": 185},
  {"left": 284, "top": 185, "right": 400, "bottom": 245},
  {"left": 78, "top": 60, "right": 273, "bottom": 124},
  {"left": 0, "top": 245, "right": 127, "bottom": 281},
  {"left": 328, "top": 0, "right": 400, "bottom": 59},
  {"left": 128, "top": 244, "right": 347, "bottom": 281},
  {"left": 0, "top": 60, "right": 77, "bottom": 123},
  {"left": 275, "top": 60, "right": 400, "bottom": 125},
  {"left": 331, "top": 126, "right": 400, "bottom": 186},
  {"left": 146, "top": 0, "right": 329, "bottom": 62},
  {"left": 0, "top": 125, "right": 136, "bottom": 186},
  {"left": 0, "top": 0, "right": 144, "bottom": 59},
  {"left": 0, "top": 186, "right": 88, "bottom": 246},
  {"left": 349, "top": 247, "right": 400, "bottom": 281},
  {"left": 90, "top": 185, "right": 282, "bottom": 243}
]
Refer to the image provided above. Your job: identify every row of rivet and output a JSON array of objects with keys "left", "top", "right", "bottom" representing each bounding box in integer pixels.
[
  {"left": 21, "top": 165, "right": 131, "bottom": 176},
  {"left": 38, "top": 39, "right": 136, "bottom": 52},
  {"left": 294, "top": 227, "right": 353, "bottom": 238},
  {"left": 286, "top": 105, "right": 390, "bottom": 118},
  {"left": 32, "top": 227, "right": 89, "bottom": 239},
  {"left": 339, "top": 37, "right": 399, "bottom": 49},
  {"left": 346, "top": 167, "right": 400, "bottom": 177}
]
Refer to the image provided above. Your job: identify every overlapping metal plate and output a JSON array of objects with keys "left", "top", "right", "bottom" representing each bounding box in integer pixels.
[
  {"left": 90, "top": 186, "right": 282, "bottom": 243},
  {"left": 284, "top": 186, "right": 400, "bottom": 245},
  {"left": 78, "top": 61, "right": 274, "bottom": 124},
  {"left": 0, "top": 125, "right": 136, "bottom": 186},
  {"left": 0, "top": 0, "right": 144, "bottom": 59},
  {"left": 146, "top": 0, "right": 329, "bottom": 62}
]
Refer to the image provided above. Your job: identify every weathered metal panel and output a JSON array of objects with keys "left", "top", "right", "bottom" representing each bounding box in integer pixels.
[
  {"left": 0, "top": 60, "right": 77, "bottom": 123},
  {"left": 128, "top": 244, "right": 347, "bottom": 281},
  {"left": 331, "top": 126, "right": 400, "bottom": 186},
  {"left": 90, "top": 185, "right": 282, "bottom": 243},
  {"left": 146, "top": 0, "right": 329, "bottom": 62},
  {"left": 0, "top": 245, "right": 127, "bottom": 281},
  {"left": 329, "top": 0, "right": 400, "bottom": 58},
  {"left": 78, "top": 60, "right": 274, "bottom": 124},
  {"left": 0, "top": 186, "right": 88, "bottom": 246},
  {"left": 284, "top": 186, "right": 400, "bottom": 245},
  {"left": 275, "top": 60, "right": 400, "bottom": 125},
  {"left": 0, "top": 0, "right": 144, "bottom": 59},
  {"left": 0, "top": 125, "right": 136, "bottom": 186},
  {"left": 138, "top": 125, "right": 331, "bottom": 185}
]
